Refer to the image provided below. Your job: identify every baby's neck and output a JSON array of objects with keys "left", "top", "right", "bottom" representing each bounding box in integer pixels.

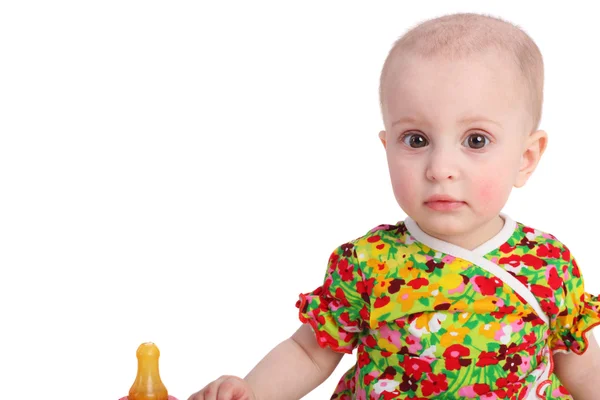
[{"left": 421, "top": 215, "right": 505, "bottom": 250}]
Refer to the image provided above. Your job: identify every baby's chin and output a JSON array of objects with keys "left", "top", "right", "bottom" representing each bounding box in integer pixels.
[{"left": 418, "top": 217, "right": 472, "bottom": 238}]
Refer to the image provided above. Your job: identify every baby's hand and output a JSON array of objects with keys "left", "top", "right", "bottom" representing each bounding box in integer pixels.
[{"left": 188, "top": 375, "right": 256, "bottom": 400}]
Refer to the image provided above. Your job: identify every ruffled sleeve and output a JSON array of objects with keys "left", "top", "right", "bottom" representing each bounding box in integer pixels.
[
  {"left": 549, "top": 250, "right": 600, "bottom": 354},
  {"left": 296, "top": 242, "right": 370, "bottom": 354}
]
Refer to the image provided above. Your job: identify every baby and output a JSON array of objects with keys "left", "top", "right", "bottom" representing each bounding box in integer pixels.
[{"left": 189, "top": 13, "right": 600, "bottom": 400}]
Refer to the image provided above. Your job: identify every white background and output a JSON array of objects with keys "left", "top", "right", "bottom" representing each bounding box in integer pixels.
[{"left": 1, "top": 1, "right": 599, "bottom": 399}]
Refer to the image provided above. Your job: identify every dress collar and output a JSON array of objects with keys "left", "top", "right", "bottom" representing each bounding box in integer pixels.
[{"left": 403, "top": 213, "right": 516, "bottom": 257}]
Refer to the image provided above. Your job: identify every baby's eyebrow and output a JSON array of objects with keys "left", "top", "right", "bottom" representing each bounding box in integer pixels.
[
  {"left": 391, "top": 116, "right": 421, "bottom": 128},
  {"left": 390, "top": 115, "right": 502, "bottom": 129},
  {"left": 459, "top": 116, "right": 503, "bottom": 128}
]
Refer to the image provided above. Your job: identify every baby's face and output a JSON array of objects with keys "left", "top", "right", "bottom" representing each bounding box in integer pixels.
[{"left": 380, "top": 50, "right": 532, "bottom": 243}]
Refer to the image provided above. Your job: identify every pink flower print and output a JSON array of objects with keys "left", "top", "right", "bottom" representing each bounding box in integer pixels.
[
  {"left": 479, "top": 393, "right": 498, "bottom": 400},
  {"left": 510, "top": 319, "right": 525, "bottom": 334},
  {"left": 457, "top": 384, "right": 478, "bottom": 398},
  {"left": 442, "top": 255, "right": 455, "bottom": 264},
  {"left": 379, "top": 325, "right": 402, "bottom": 349},
  {"left": 372, "top": 379, "right": 400, "bottom": 395},
  {"left": 355, "top": 388, "right": 367, "bottom": 400},
  {"left": 406, "top": 334, "right": 423, "bottom": 354},
  {"left": 447, "top": 281, "right": 466, "bottom": 295},
  {"left": 520, "top": 355, "right": 531, "bottom": 372}
]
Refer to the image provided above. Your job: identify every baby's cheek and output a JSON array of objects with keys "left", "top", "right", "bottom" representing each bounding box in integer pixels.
[{"left": 473, "top": 175, "right": 509, "bottom": 213}]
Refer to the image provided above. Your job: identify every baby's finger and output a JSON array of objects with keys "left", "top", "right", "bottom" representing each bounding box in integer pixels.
[
  {"left": 187, "top": 377, "right": 223, "bottom": 400},
  {"left": 202, "top": 376, "right": 232, "bottom": 400},
  {"left": 216, "top": 377, "right": 249, "bottom": 400}
]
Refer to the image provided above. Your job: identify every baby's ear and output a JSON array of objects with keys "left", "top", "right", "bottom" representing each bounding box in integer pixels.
[
  {"left": 378, "top": 130, "right": 387, "bottom": 149},
  {"left": 515, "top": 130, "right": 548, "bottom": 188}
]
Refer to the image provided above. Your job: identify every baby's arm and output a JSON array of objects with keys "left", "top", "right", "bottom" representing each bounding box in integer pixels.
[
  {"left": 246, "top": 323, "right": 344, "bottom": 399},
  {"left": 189, "top": 323, "right": 343, "bottom": 400},
  {"left": 553, "top": 333, "right": 600, "bottom": 400}
]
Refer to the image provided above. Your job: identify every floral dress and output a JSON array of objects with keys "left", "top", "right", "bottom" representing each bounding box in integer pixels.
[{"left": 297, "top": 214, "right": 600, "bottom": 399}]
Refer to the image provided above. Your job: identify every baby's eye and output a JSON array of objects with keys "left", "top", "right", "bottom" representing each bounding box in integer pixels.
[
  {"left": 402, "top": 133, "right": 428, "bottom": 148},
  {"left": 463, "top": 133, "right": 490, "bottom": 149}
]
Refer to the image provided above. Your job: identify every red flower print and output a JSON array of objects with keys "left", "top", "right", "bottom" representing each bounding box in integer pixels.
[
  {"left": 337, "top": 258, "right": 354, "bottom": 282},
  {"left": 400, "top": 358, "right": 432, "bottom": 380},
  {"left": 365, "top": 334, "right": 377, "bottom": 348},
  {"left": 572, "top": 258, "right": 581, "bottom": 278},
  {"left": 357, "top": 277, "right": 375, "bottom": 297},
  {"left": 328, "top": 253, "right": 340, "bottom": 267},
  {"left": 359, "top": 306, "right": 369, "bottom": 322},
  {"left": 476, "top": 351, "right": 499, "bottom": 367},
  {"left": 335, "top": 287, "right": 351, "bottom": 307},
  {"left": 561, "top": 246, "right": 570, "bottom": 262},
  {"left": 381, "top": 391, "right": 401, "bottom": 400},
  {"left": 536, "top": 243, "right": 561, "bottom": 258},
  {"left": 530, "top": 284, "right": 553, "bottom": 299},
  {"left": 363, "top": 373, "right": 376, "bottom": 386},
  {"left": 502, "top": 355, "right": 522, "bottom": 373},
  {"left": 399, "top": 373, "right": 418, "bottom": 392},
  {"left": 491, "top": 305, "right": 515, "bottom": 319},
  {"left": 407, "top": 277, "right": 429, "bottom": 289},
  {"left": 421, "top": 373, "right": 448, "bottom": 396},
  {"left": 518, "top": 237, "right": 536, "bottom": 249},
  {"left": 381, "top": 366, "right": 397, "bottom": 380},
  {"left": 497, "top": 345, "right": 508, "bottom": 360},
  {"left": 339, "top": 312, "right": 358, "bottom": 329},
  {"left": 443, "top": 344, "right": 471, "bottom": 371},
  {"left": 358, "top": 351, "right": 370, "bottom": 367},
  {"left": 425, "top": 260, "right": 444, "bottom": 273},
  {"left": 341, "top": 243, "right": 354, "bottom": 257},
  {"left": 388, "top": 278, "right": 404, "bottom": 294},
  {"left": 521, "top": 254, "right": 546, "bottom": 269},
  {"left": 540, "top": 299, "right": 559, "bottom": 316},
  {"left": 473, "top": 276, "right": 503, "bottom": 295},
  {"left": 374, "top": 296, "right": 391, "bottom": 308},
  {"left": 317, "top": 331, "right": 340, "bottom": 349},
  {"left": 547, "top": 267, "right": 562, "bottom": 290},
  {"left": 523, "top": 332, "right": 536, "bottom": 345},
  {"left": 311, "top": 309, "right": 325, "bottom": 325},
  {"left": 499, "top": 254, "right": 521, "bottom": 267},
  {"left": 499, "top": 242, "right": 516, "bottom": 253},
  {"left": 474, "top": 383, "right": 491, "bottom": 395},
  {"left": 367, "top": 235, "right": 381, "bottom": 243}
]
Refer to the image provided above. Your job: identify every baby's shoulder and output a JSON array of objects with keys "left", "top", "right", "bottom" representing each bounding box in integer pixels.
[
  {"left": 515, "top": 220, "right": 570, "bottom": 252},
  {"left": 512, "top": 220, "right": 576, "bottom": 267},
  {"left": 337, "top": 221, "right": 412, "bottom": 255}
]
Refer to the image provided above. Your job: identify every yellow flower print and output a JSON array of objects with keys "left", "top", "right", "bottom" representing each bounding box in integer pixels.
[
  {"left": 374, "top": 277, "right": 394, "bottom": 297},
  {"left": 474, "top": 296, "right": 499, "bottom": 313},
  {"left": 479, "top": 322, "right": 502, "bottom": 340},
  {"left": 396, "top": 245, "right": 415, "bottom": 262},
  {"left": 367, "top": 258, "right": 389, "bottom": 275},
  {"left": 412, "top": 312, "right": 447, "bottom": 335},
  {"left": 362, "top": 235, "right": 388, "bottom": 257},
  {"left": 450, "top": 301, "right": 469, "bottom": 313},
  {"left": 440, "top": 324, "right": 470, "bottom": 347},
  {"left": 398, "top": 261, "right": 421, "bottom": 281},
  {"left": 397, "top": 286, "right": 427, "bottom": 311},
  {"left": 438, "top": 273, "right": 463, "bottom": 292},
  {"left": 445, "top": 258, "right": 472, "bottom": 273},
  {"left": 370, "top": 297, "right": 397, "bottom": 325},
  {"left": 457, "top": 312, "right": 471, "bottom": 324},
  {"left": 377, "top": 337, "right": 400, "bottom": 353}
]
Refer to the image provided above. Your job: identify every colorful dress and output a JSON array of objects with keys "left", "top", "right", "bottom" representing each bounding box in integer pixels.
[{"left": 297, "top": 214, "right": 600, "bottom": 399}]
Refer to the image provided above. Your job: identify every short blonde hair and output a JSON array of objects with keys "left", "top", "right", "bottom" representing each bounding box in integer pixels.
[{"left": 379, "top": 13, "right": 544, "bottom": 131}]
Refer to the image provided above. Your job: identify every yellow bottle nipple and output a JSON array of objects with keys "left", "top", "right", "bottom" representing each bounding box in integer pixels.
[{"left": 128, "top": 342, "right": 169, "bottom": 400}]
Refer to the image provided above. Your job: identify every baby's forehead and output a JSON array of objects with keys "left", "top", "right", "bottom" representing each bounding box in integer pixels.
[{"left": 379, "top": 13, "right": 544, "bottom": 131}]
